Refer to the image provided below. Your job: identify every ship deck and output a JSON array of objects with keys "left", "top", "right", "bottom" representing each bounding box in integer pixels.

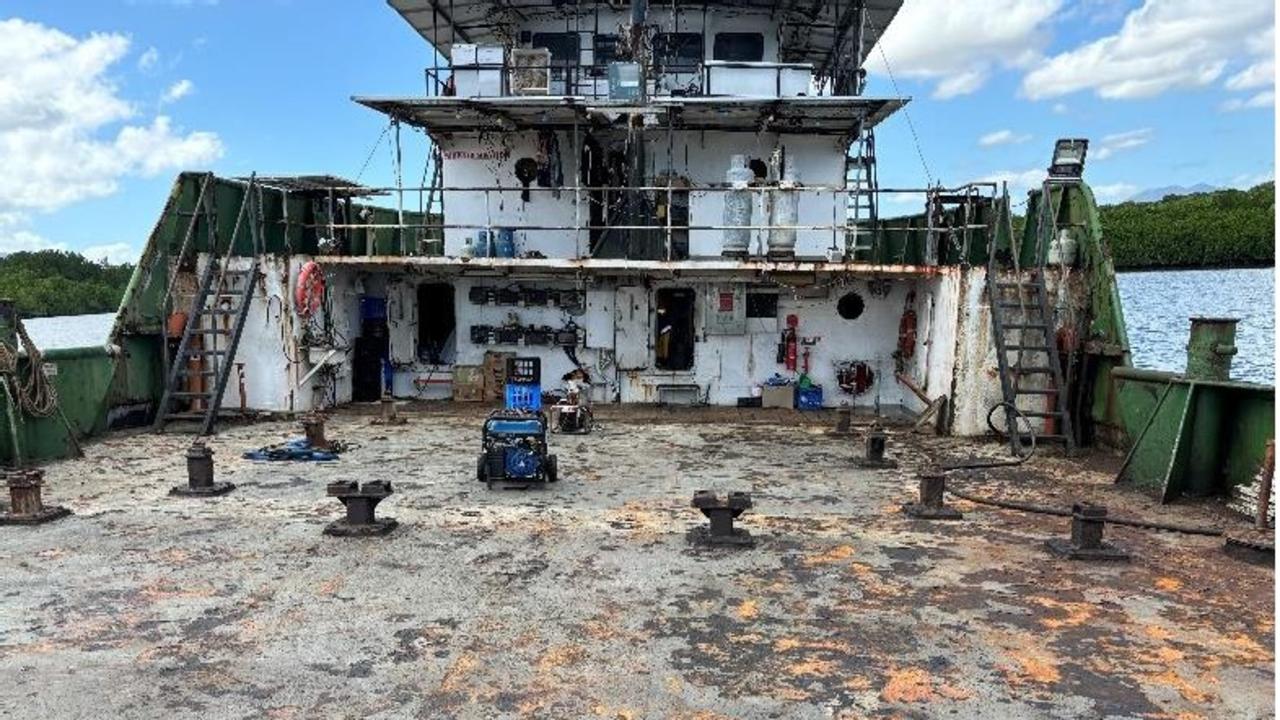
[{"left": 0, "top": 405, "right": 1272, "bottom": 719}]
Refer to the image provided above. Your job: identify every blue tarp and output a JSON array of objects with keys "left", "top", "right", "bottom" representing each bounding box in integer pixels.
[{"left": 242, "top": 437, "right": 340, "bottom": 462}]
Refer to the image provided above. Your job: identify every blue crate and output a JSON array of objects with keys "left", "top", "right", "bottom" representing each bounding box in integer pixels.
[
  {"left": 504, "top": 382, "right": 542, "bottom": 411},
  {"left": 796, "top": 385, "right": 824, "bottom": 410}
]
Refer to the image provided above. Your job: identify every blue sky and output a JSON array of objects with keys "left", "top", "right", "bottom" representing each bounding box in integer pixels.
[{"left": 0, "top": 0, "right": 1274, "bottom": 263}]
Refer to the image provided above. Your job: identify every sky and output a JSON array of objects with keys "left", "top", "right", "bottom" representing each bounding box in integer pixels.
[{"left": 0, "top": 0, "right": 1274, "bottom": 264}]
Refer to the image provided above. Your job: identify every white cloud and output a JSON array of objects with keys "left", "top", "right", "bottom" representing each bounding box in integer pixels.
[
  {"left": 1021, "top": 0, "right": 1274, "bottom": 100},
  {"left": 868, "top": 0, "right": 1062, "bottom": 99},
  {"left": 80, "top": 242, "right": 139, "bottom": 264},
  {"left": 1220, "top": 90, "right": 1276, "bottom": 111},
  {"left": 137, "top": 46, "right": 159, "bottom": 71},
  {"left": 1051, "top": 102, "right": 1068, "bottom": 115},
  {"left": 981, "top": 168, "right": 1049, "bottom": 200},
  {"left": 0, "top": 19, "right": 223, "bottom": 215},
  {"left": 161, "top": 79, "right": 194, "bottom": 104},
  {"left": 1226, "top": 60, "right": 1274, "bottom": 92},
  {"left": 0, "top": 213, "right": 138, "bottom": 263},
  {"left": 978, "top": 129, "right": 1032, "bottom": 148},
  {"left": 1091, "top": 183, "right": 1139, "bottom": 203},
  {"left": 1093, "top": 128, "right": 1152, "bottom": 160}
]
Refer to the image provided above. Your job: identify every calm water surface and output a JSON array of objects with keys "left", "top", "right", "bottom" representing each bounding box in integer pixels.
[{"left": 1117, "top": 267, "right": 1274, "bottom": 384}]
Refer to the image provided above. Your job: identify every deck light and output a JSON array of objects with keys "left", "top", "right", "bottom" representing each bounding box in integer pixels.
[{"left": 1049, "top": 138, "right": 1089, "bottom": 179}]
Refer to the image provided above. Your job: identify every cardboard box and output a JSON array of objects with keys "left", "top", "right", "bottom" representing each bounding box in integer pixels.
[
  {"left": 453, "top": 365, "right": 486, "bottom": 402},
  {"left": 483, "top": 351, "right": 515, "bottom": 402},
  {"left": 761, "top": 385, "right": 794, "bottom": 409}
]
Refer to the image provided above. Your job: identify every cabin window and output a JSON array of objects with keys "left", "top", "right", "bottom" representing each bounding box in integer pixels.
[
  {"left": 746, "top": 292, "right": 778, "bottom": 318},
  {"left": 590, "top": 34, "right": 619, "bottom": 77},
  {"left": 713, "top": 32, "right": 765, "bottom": 62},
  {"left": 418, "top": 283, "right": 456, "bottom": 364},
  {"left": 530, "top": 32, "right": 581, "bottom": 81},
  {"left": 653, "top": 32, "right": 704, "bottom": 74},
  {"left": 655, "top": 288, "right": 696, "bottom": 371}
]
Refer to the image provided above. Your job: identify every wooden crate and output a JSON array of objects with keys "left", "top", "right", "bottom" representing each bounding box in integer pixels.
[
  {"left": 483, "top": 351, "right": 516, "bottom": 402},
  {"left": 453, "top": 365, "right": 486, "bottom": 402}
]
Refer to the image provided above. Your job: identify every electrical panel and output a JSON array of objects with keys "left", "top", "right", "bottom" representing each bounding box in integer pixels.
[{"left": 704, "top": 284, "right": 746, "bottom": 335}]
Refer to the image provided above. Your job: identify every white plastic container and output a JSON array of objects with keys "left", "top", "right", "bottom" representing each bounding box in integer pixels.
[
  {"left": 722, "top": 155, "right": 754, "bottom": 257},
  {"left": 768, "top": 163, "right": 800, "bottom": 257},
  {"left": 1047, "top": 228, "right": 1079, "bottom": 266}
]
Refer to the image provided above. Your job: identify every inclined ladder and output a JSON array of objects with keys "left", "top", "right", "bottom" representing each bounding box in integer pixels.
[
  {"left": 986, "top": 181, "right": 1075, "bottom": 454},
  {"left": 154, "top": 175, "right": 263, "bottom": 435}
]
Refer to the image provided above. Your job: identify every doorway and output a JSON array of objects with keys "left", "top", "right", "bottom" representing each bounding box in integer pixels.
[
  {"left": 654, "top": 288, "right": 696, "bottom": 371},
  {"left": 417, "top": 283, "right": 456, "bottom": 365}
]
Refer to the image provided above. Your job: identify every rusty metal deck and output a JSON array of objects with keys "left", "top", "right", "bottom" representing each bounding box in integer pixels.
[{"left": 0, "top": 406, "right": 1272, "bottom": 718}]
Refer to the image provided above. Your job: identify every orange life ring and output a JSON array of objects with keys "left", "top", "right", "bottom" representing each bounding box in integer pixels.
[{"left": 295, "top": 261, "right": 325, "bottom": 317}]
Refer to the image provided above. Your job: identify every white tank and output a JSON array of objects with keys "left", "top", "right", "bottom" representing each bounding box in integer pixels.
[
  {"left": 722, "top": 154, "right": 754, "bottom": 257},
  {"left": 768, "top": 162, "right": 800, "bottom": 258}
]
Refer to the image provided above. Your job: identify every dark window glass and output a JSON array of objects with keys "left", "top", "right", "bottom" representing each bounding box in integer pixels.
[
  {"left": 713, "top": 32, "right": 764, "bottom": 62},
  {"left": 590, "top": 33, "right": 619, "bottom": 77},
  {"left": 653, "top": 32, "right": 704, "bottom": 73},
  {"left": 746, "top": 293, "right": 778, "bottom": 318},
  {"left": 530, "top": 32, "right": 580, "bottom": 63}
]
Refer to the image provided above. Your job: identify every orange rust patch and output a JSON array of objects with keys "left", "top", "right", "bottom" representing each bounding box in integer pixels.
[
  {"left": 1146, "top": 669, "right": 1216, "bottom": 704},
  {"left": 536, "top": 643, "right": 587, "bottom": 672},
  {"left": 1155, "top": 577, "right": 1183, "bottom": 592},
  {"left": 1030, "top": 596, "right": 1095, "bottom": 630},
  {"left": 787, "top": 658, "right": 838, "bottom": 677},
  {"left": 880, "top": 667, "right": 934, "bottom": 703},
  {"left": 804, "top": 544, "right": 856, "bottom": 567},
  {"left": 735, "top": 599, "right": 759, "bottom": 621}
]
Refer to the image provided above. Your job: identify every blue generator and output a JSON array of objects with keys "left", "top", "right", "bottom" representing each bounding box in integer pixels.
[{"left": 476, "top": 410, "right": 559, "bottom": 487}]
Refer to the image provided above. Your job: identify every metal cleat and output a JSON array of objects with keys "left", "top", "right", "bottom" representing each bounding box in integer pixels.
[
  {"left": 1045, "top": 502, "right": 1129, "bottom": 561},
  {"left": 855, "top": 425, "right": 898, "bottom": 469},
  {"left": 689, "top": 490, "right": 754, "bottom": 546},
  {"left": 170, "top": 441, "right": 235, "bottom": 497},
  {"left": 902, "top": 471, "right": 962, "bottom": 520},
  {"left": 324, "top": 480, "right": 398, "bottom": 536},
  {"left": 0, "top": 468, "right": 71, "bottom": 525}
]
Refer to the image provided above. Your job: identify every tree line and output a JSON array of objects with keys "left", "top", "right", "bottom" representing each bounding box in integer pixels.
[
  {"left": 1101, "top": 182, "right": 1274, "bottom": 269},
  {"left": 0, "top": 251, "right": 134, "bottom": 318}
]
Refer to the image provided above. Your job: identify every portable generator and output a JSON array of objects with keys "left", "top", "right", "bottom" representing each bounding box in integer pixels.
[{"left": 476, "top": 410, "right": 559, "bottom": 487}]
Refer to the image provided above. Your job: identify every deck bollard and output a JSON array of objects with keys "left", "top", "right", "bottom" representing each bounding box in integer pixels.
[
  {"left": 372, "top": 394, "right": 407, "bottom": 426},
  {"left": 170, "top": 441, "right": 235, "bottom": 496},
  {"left": 302, "top": 414, "right": 331, "bottom": 450},
  {"left": 324, "top": 480, "right": 398, "bottom": 536},
  {"left": 1045, "top": 502, "right": 1129, "bottom": 560},
  {"left": 855, "top": 425, "right": 898, "bottom": 469},
  {"left": 689, "top": 490, "right": 754, "bottom": 546},
  {"left": 902, "top": 471, "right": 962, "bottom": 520},
  {"left": 0, "top": 468, "right": 71, "bottom": 525}
]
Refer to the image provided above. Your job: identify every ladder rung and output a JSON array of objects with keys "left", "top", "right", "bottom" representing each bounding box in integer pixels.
[
  {"left": 1015, "top": 388, "right": 1058, "bottom": 395},
  {"left": 170, "top": 391, "right": 212, "bottom": 398},
  {"left": 1033, "top": 433, "right": 1070, "bottom": 442},
  {"left": 997, "top": 302, "right": 1040, "bottom": 310},
  {"left": 1005, "top": 344, "right": 1048, "bottom": 351},
  {"left": 201, "top": 309, "right": 239, "bottom": 316},
  {"left": 177, "top": 369, "right": 218, "bottom": 376},
  {"left": 1019, "top": 410, "right": 1062, "bottom": 418},
  {"left": 185, "top": 349, "right": 228, "bottom": 356},
  {"left": 996, "top": 282, "right": 1032, "bottom": 290},
  {"left": 1012, "top": 366, "right": 1053, "bottom": 374},
  {"left": 194, "top": 328, "right": 233, "bottom": 335},
  {"left": 1004, "top": 323, "right": 1047, "bottom": 330},
  {"left": 163, "top": 412, "right": 209, "bottom": 421}
]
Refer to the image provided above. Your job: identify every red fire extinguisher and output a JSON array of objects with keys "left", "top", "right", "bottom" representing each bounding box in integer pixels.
[{"left": 784, "top": 314, "right": 799, "bottom": 372}]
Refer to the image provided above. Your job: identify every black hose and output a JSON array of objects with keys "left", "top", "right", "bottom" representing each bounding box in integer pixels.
[
  {"left": 941, "top": 402, "right": 1035, "bottom": 471},
  {"left": 945, "top": 482, "right": 1225, "bottom": 537}
]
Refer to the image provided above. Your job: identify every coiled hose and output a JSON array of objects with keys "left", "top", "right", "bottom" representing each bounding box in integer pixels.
[{"left": 0, "top": 320, "right": 58, "bottom": 417}]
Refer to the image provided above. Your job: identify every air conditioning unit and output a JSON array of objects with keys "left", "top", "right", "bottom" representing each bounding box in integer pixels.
[{"left": 510, "top": 48, "right": 551, "bottom": 95}]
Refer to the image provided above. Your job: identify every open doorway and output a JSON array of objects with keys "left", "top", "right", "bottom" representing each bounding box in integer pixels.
[
  {"left": 417, "top": 283, "right": 456, "bottom": 365},
  {"left": 654, "top": 288, "right": 696, "bottom": 371}
]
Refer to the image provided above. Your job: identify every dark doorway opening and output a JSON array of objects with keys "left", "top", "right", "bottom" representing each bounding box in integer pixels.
[
  {"left": 655, "top": 288, "right": 696, "bottom": 371},
  {"left": 417, "top": 283, "right": 455, "bottom": 365}
]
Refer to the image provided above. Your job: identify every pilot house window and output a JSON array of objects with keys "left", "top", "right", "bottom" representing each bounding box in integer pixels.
[
  {"left": 713, "top": 33, "right": 765, "bottom": 62},
  {"left": 653, "top": 32, "right": 704, "bottom": 74}
]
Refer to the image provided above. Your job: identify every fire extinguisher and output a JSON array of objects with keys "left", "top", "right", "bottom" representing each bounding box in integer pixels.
[{"left": 783, "top": 314, "right": 799, "bottom": 372}]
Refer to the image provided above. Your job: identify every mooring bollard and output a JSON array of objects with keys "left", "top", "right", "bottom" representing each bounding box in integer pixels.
[
  {"left": 835, "top": 406, "right": 852, "bottom": 434},
  {"left": 689, "top": 490, "right": 754, "bottom": 546},
  {"left": 324, "top": 480, "right": 398, "bottom": 536},
  {"left": 902, "top": 471, "right": 962, "bottom": 520},
  {"left": 372, "top": 394, "right": 407, "bottom": 426},
  {"left": 170, "top": 441, "right": 235, "bottom": 497},
  {"left": 0, "top": 468, "right": 71, "bottom": 525},
  {"left": 302, "top": 414, "right": 330, "bottom": 450},
  {"left": 855, "top": 425, "right": 898, "bottom": 469},
  {"left": 1045, "top": 502, "right": 1129, "bottom": 561}
]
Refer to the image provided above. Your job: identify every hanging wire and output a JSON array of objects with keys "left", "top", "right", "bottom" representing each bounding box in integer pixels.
[
  {"left": 354, "top": 121, "right": 393, "bottom": 183},
  {"left": 864, "top": 13, "right": 933, "bottom": 186}
]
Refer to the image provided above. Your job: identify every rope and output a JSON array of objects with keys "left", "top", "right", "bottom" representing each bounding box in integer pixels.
[
  {"left": 354, "top": 122, "right": 393, "bottom": 183},
  {"left": 0, "top": 320, "right": 59, "bottom": 417}
]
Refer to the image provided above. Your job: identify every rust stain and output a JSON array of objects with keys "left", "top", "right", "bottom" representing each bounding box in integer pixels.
[
  {"left": 880, "top": 667, "right": 934, "bottom": 703},
  {"left": 1030, "top": 596, "right": 1094, "bottom": 630},
  {"left": 803, "top": 544, "right": 856, "bottom": 566},
  {"left": 1155, "top": 577, "right": 1183, "bottom": 592},
  {"left": 735, "top": 599, "right": 759, "bottom": 621},
  {"left": 1146, "top": 669, "right": 1216, "bottom": 704}
]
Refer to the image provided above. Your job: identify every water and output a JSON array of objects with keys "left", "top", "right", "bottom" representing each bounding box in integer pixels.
[{"left": 1117, "top": 267, "right": 1274, "bottom": 384}]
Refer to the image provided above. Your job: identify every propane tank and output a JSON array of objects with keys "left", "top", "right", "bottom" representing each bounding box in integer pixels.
[
  {"left": 768, "top": 162, "right": 800, "bottom": 259},
  {"left": 722, "top": 154, "right": 754, "bottom": 257}
]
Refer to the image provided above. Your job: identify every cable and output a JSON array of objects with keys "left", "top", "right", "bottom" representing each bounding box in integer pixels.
[
  {"left": 864, "top": 13, "right": 933, "bottom": 185},
  {"left": 0, "top": 320, "right": 58, "bottom": 417},
  {"left": 354, "top": 122, "right": 393, "bottom": 183},
  {"left": 944, "top": 482, "right": 1225, "bottom": 537}
]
